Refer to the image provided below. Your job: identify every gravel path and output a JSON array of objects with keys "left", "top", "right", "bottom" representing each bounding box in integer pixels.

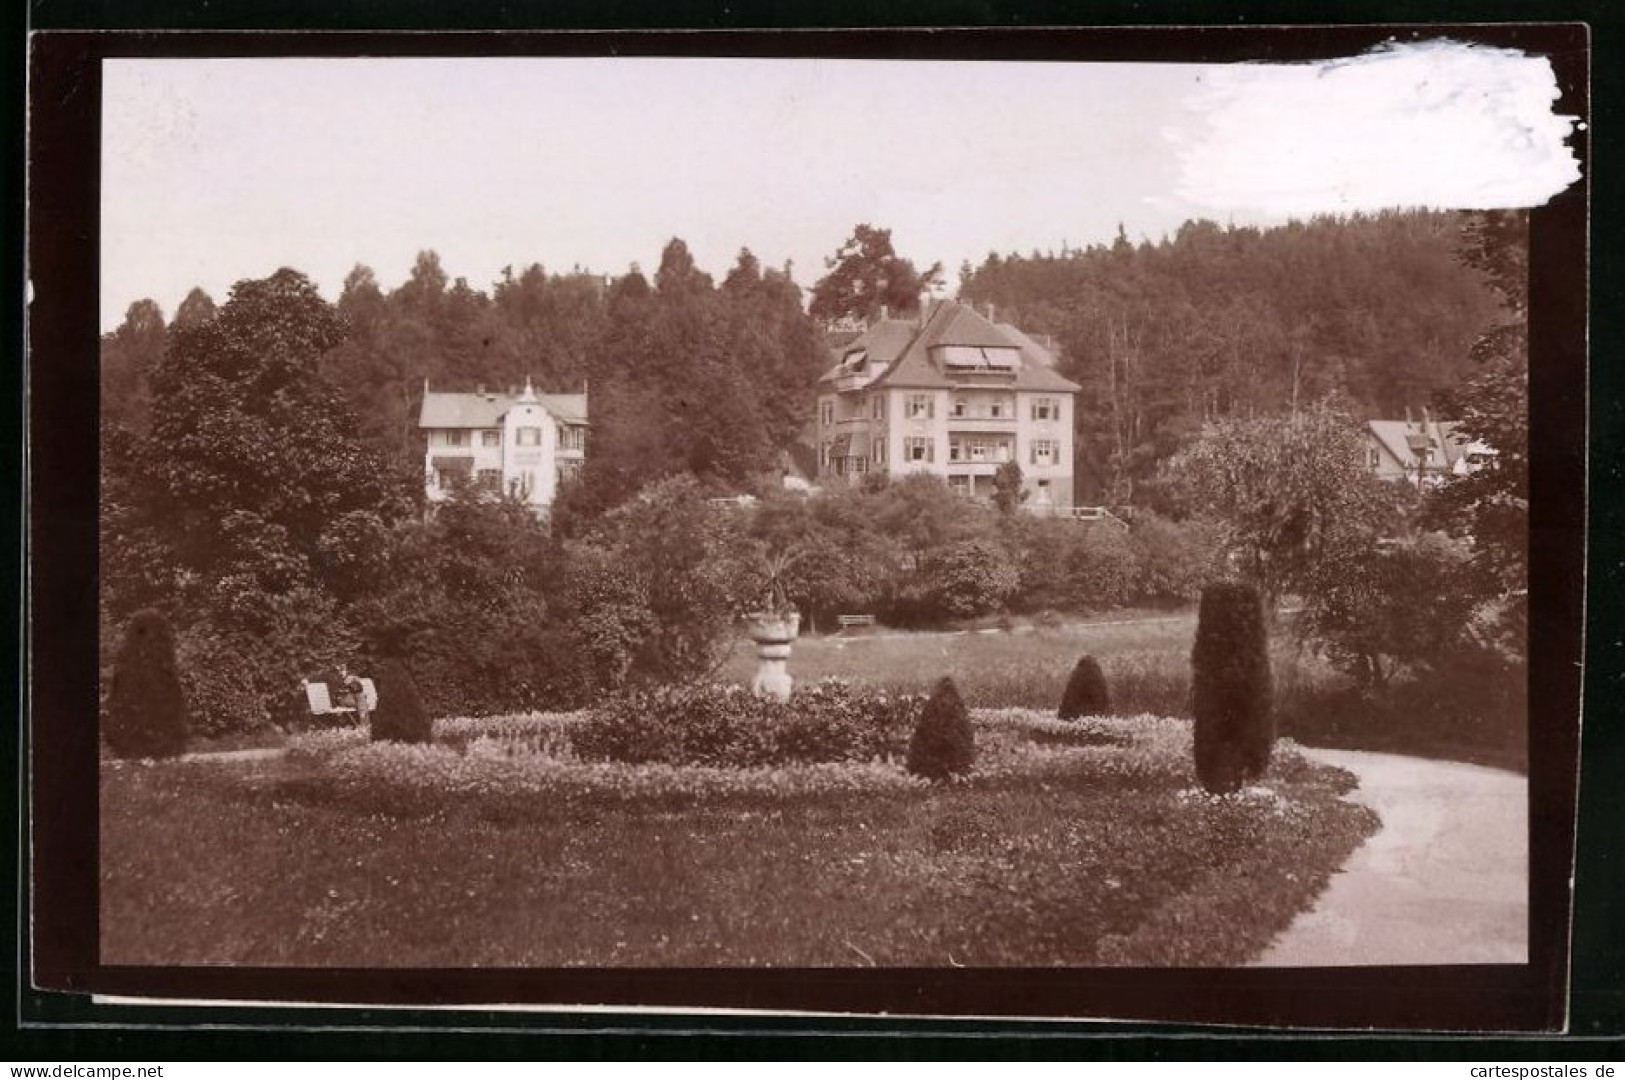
[{"left": 1256, "top": 748, "right": 1528, "bottom": 966}]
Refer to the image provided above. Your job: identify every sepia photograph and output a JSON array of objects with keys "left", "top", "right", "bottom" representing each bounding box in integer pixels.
[{"left": 24, "top": 23, "right": 1591, "bottom": 1032}]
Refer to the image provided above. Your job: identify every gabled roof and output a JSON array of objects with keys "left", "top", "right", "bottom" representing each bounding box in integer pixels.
[
  {"left": 819, "top": 319, "right": 924, "bottom": 386},
  {"left": 419, "top": 388, "right": 589, "bottom": 429},
  {"left": 536, "top": 393, "right": 589, "bottom": 425},
  {"left": 1366, "top": 419, "right": 1467, "bottom": 469},
  {"left": 820, "top": 301, "right": 1081, "bottom": 393},
  {"left": 419, "top": 392, "right": 511, "bottom": 429}
]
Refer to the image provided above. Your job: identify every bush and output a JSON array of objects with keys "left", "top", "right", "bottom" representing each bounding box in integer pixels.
[
  {"left": 1191, "top": 583, "right": 1274, "bottom": 794},
  {"left": 1005, "top": 518, "right": 1138, "bottom": 614},
  {"left": 906, "top": 677, "right": 976, "bottom": 781},
  {"left": 574, "top": 680, "right": 921, "bottom": 768},
  {"left": 567, "top": 476, "right": 759, "bottom": 686},
  {"left": 1298, "top": 532, "right": 1479, "bottom": 687},
  {"left": 104, "top": 609, "right": 188, "bottom": 759},
  {"left": 1128, "top": 511, "right": 1224, "bottom": 606},
  {"left": 1059, "top": 525, "right": 1139, "bottom": 611},
  {"left": 924, "top": 539, "right": 1020, "bottom": 620},
  {"left": 369, "top": 658, "right": 432, "bottom": 743},
  {"left": 1058, "top": 655, "right": 1111, "bottom": 720}
]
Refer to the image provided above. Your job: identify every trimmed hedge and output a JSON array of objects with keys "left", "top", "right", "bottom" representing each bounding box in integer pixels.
[
  {"left": 369, "top": 658, "right": 433, "bottom": 744},
  {"left": 1191, "top": 582, "right": 1274, "bottom": 794},
  {"left": 1058, "top": 654, "right": 1111, "bottom": 720},
  {"left": 104, "top": 609, "right": 189, "bottom": 759},
  {"left": 907, "top": 677, "right": 977, "bottom": 781},
  {"left": 575, "top": 680, "right": 922, "bottom": 769}
]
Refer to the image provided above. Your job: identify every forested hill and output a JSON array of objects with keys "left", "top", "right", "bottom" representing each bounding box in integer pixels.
[
  {"left": 958, "top": 210, "right": 1507, "bottom": 504},
  {"left": 100, "top": 240, "right": 831, "bottom": 512},
  {"left": 101, "top": 211, "right": 1512, "bottom": 512}
]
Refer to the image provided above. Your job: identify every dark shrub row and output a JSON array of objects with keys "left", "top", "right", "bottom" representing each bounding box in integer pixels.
[{"left": 575, "top": 680, "right": 923, "bottom": 769}]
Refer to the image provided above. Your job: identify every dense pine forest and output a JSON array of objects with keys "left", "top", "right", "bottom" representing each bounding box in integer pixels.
[
  {"left": 956, "top": 211, "right": 1503, "bottom": 503},
  {"left": 102, "top": 210, "right": 1505, "bottom": 512}
]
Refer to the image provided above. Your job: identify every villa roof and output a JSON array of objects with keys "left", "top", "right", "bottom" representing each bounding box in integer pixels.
[
  {"left": 819, "top": 301, "right": 1081, "bottom": 393},
  {"left": 1366, "top": 418, "right": 1468, "bottom": 469},
  {"left": 419, "top": 388, "right": 589, "bottom": 429}
]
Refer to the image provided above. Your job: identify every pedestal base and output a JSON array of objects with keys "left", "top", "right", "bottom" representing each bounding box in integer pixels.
[
  {"left": 752, "top": 656, "right": 793, "bottom": 702},
  {"left": 746, "top": 613, "right": 799, "bottom": 703}
]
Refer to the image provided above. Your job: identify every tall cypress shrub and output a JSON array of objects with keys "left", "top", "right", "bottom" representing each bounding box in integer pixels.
[
  {"left": 907, "top": 676, "right": 976, "bottom": 781},
  {"left": 1058, "top": 654, "right": 1110, "bottom": 720},
  {"left": 1191, "top": 582, "right": 1274, "bottom": 794},
  {"left": 104, "top": 609, "right": 188, "bottom": 759},
  {"left": 369, "top": 658, "right": 432, "bottom": 743}
]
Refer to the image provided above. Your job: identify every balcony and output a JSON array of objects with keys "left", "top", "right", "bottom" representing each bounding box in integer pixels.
[
  {"left": 829, "top": 372, "right": 881, "bottom": 394},
  {"left": 947, "top": 416, "right": 1018, "bottom": 432}
]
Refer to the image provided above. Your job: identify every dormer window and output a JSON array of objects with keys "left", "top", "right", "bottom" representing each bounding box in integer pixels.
[{"left": 937, "top": 345, "right": 1018, "bottom": 370}]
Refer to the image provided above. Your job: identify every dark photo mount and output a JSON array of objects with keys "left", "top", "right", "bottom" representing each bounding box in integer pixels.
[{"left": 23, "top": 22, "right": 1591, "bottom": 1037}]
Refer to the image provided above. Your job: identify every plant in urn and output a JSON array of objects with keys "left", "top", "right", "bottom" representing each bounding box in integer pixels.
[{"left": 746, "top": 547, "right": 802, "bottom": 702}]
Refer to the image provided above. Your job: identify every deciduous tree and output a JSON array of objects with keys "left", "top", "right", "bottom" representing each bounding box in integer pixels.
[{"left": 809, "top": 224, "right": 944, "bottom": 323}]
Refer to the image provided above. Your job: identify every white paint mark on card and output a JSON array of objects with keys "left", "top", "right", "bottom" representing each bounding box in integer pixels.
[{"left": 1168, "top": 40, "right": 1582, "bottom": 215}]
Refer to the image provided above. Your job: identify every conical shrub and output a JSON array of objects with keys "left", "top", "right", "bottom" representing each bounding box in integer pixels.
[
  {"left": 104, "top": 609, "right": 188, "bottom": 759},
  {"left": 907, "top": 676, "right": 976, "bottom": 781},
  {"left": 1058, "top": 654, "right": 1110, "bottom": 720},
  {"left": 1191, "top": 582, "right": 1274, "bottom": 794},
  {"left": 369, "top": 658, "right": 432, "bottom": 744}
]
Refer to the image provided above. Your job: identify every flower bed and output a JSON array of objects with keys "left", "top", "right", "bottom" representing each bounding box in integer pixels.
[
  {"left": 281, "top": 699, "right": 1343, "bottom": 809},
  {"left": 107, "top": 695, "right": 1377, "bottom": 968}
]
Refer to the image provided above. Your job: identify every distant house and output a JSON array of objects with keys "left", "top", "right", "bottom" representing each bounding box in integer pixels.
[
  {"left": 814, "top": 300, "right": 1081, "bottom": 508},
  {"left": 418, "top": 378, "right": 587, "bottom": 512},
  {"left": 1363, "top": 414, "right": 1490, "bottom": 488}
]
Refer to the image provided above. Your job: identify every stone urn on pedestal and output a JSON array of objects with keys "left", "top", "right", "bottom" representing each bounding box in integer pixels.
[
  {"left": 746, "top": 547, "right": 804, "bottom": 702},
  {"left": 746, "top": 609, "right": 801, "bottom": 702}
]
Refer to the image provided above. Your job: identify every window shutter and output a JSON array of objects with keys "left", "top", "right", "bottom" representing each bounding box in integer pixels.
[
  {"left": 928, "top": 399, "right": 935, "bottom": 420},
  {"left": 1030, "top": 444, "right": 1037, "bottom": 465},
  {"left": 928, "top": 441, "right": 935, "bottom": 463}
]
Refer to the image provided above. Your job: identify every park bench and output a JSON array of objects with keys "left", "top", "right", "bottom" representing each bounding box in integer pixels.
[
  {"left": 836, "top": 614, "right": 877, "bottom": 631},
  {"left": 302, "top": 677, "right": 378, "bottom": 720}
]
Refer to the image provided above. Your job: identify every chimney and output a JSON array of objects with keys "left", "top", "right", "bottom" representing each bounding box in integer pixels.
[
  {"left": 988, "top": 302, "right": 997, "bottom": 324},
  {"left": 880, "top": 304, "right": 889, "bottom": 322}
]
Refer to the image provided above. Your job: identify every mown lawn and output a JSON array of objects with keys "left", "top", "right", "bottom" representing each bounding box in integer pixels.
[
  {"left": 102, "top": 713, "right": 1377, "bottom": 968},
  {"left": 717, "top": 611, "right": 1204, "bottom": 714},
  {"left": 718, "top": 613, "right": 1526, "bottom": 772}
]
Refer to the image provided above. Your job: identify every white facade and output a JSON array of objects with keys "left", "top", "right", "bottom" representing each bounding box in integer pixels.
[
  {"left": 816, "top": 302, "right": 1081, "bottom": 506},
  {"left": 419, "top": 380, "right": 587, "bottom": 513}
]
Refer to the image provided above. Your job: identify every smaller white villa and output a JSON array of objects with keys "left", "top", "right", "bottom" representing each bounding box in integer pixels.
[{"left": 418, "top": 378, "right": 588, "bottom": 512}]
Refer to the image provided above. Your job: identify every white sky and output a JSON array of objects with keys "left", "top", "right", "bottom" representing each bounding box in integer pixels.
[{"left": 100, "top": 47, "right": 1580, "bottom": 331}]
